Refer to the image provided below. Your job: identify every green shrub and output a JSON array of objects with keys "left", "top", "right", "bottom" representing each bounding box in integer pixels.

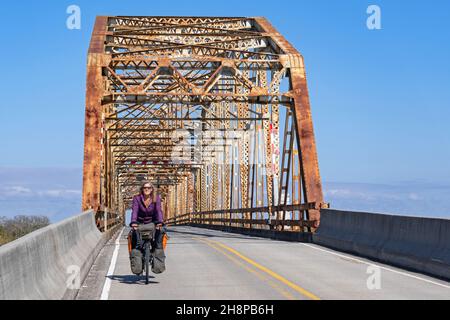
[{"left": 0, "top": 215, "right": 50, "bottom": 246}]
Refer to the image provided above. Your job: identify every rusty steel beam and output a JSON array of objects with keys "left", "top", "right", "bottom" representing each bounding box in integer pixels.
[
  {"left": 82, "top": 16, "right": 109, "bottom": 212},
  {"left": 254, "top": 17, "right": 324, "bottom": 230}
]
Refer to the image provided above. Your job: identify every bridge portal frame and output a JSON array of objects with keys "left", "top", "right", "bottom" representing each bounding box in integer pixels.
[{"left": 82, "top": 16, "right": 327, "bottom": 231}]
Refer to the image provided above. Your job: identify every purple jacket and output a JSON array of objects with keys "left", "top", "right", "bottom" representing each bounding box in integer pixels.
[{"left": 130, "top": 194, "right": 164, "bottom": 226}]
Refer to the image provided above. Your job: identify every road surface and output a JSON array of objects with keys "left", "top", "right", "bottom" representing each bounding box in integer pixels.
[{"left": 77, "top": 226, "right": 450, "bottom": 300}]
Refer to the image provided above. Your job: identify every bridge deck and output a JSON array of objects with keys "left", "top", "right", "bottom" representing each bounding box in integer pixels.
[{"left": 77, "top": 226, "right": 450, "bottom": 300}]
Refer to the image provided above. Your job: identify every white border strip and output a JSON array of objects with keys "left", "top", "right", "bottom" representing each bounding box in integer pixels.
[
  {"left": 100, "top": 227, "right": 125, "bottom": 300},
  {"left": 301, "top": 243, "right": 450, "bottom": 289}
]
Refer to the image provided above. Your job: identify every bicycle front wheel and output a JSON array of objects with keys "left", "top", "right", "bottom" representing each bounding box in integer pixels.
[{"left": 145, "top": 242, "right": 150, "bottom": 284}]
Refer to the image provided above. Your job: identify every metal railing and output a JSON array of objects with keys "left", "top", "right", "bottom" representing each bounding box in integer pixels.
[
  {"left": 166, "top": 202, "right": 329, "bottom": 231},
  {"left": 95, "top": 210, "right": 123, "bottom": 232}
]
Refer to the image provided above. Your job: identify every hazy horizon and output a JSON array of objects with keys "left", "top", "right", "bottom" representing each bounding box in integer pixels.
[{"left": 1, "top": 167, "right": 448, "bottom": 223}]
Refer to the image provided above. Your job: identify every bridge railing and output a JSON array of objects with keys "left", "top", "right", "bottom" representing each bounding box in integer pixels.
[
  {"left": 95, "top": 210, "right": 123, "bottom": 232},
  {"left": 166, "top": 202, "right": 329, "bottom": 231}
]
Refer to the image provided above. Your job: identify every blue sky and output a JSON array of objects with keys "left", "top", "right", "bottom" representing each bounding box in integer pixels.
[{"left": 0, "top": 1, "right": 449, "bottom": 220}]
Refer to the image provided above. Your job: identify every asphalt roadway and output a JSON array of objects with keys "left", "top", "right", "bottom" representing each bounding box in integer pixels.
[{"left": 76, "top": 226, "right": 450, "bottom": 300}]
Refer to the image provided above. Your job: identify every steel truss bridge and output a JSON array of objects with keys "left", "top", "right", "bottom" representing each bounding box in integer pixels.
[{"left": 82, "top": 16, "right": 328, "bottom": 232}]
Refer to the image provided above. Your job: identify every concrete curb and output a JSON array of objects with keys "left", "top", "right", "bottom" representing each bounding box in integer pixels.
[
  {"left": 0, "top": 211, "right": 116, "bottom": 300},
  {"left": 313, "top": 209, "right": 450, "bottom": 281}
]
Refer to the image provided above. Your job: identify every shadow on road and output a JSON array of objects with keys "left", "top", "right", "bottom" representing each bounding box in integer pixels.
[{"left": 108, "top": 274, "right": 159, "bottom": 285}]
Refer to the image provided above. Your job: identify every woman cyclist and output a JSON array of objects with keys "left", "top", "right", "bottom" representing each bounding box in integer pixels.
[{"left": 130, "top": 181, "right": 163, "bottom": 231}]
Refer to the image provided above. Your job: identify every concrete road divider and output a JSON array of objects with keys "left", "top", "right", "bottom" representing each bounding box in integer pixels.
[
  {"left": 0, "top": 210, "right": 119, "bottom": 299},
  {"left": 314, "top": 209, "right": 450, "bottom": 281}
]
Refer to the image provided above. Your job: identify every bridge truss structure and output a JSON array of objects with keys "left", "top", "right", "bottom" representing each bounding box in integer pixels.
[{"left": 82, "top": 16, "right": 327, "bottom": 232}]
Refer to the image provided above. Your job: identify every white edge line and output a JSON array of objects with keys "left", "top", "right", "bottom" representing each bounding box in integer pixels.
[
  {"left": 100, "top": 227, "right": 125, "bottom": 300},
  {"left": 301, "top": 243, "right": 450, "bottom": 289}
]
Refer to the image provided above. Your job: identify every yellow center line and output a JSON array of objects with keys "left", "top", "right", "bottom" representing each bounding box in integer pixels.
[
  {"left": 193, "top": 236, "right": 320, "bottom": 301},
  {"left": 194, "top": 237, "right": 295, "bottom": 300}
]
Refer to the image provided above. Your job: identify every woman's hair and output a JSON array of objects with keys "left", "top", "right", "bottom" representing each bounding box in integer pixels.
[{"left": 140, "top": 181, "right": 158, "bottom": 203}]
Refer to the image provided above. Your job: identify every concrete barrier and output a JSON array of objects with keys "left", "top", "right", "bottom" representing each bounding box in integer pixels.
[
  {"left": 188, "top": 223, "right": 313, "bottom": 242},
  {"left": 314, "top": 209, "right": 450, "bottom": 281},
  {"left": 0, "top": 210, "right": 117, "bottom": 299}
]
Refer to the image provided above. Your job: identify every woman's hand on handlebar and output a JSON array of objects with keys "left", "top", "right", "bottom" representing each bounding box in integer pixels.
[{"left": 131, "top": 222, "right": 161, "bottom": 230}]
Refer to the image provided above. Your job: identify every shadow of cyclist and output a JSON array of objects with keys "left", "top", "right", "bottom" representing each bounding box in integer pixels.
[{"left": 107, "top": 274, "right": 159, "bottom": 285}]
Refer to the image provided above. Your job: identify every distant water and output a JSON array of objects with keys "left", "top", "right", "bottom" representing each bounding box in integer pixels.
[
  {"left": 0, "top": 167, "right": 82, "bottom": 223},
  {"left": 323, "top": 181, "right": 450, "bottom": 219}
]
